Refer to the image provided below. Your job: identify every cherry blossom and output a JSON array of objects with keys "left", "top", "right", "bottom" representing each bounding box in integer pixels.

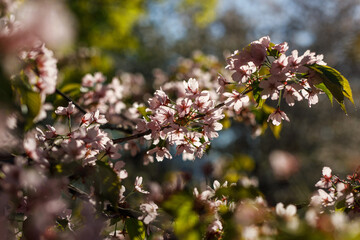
[
  {"left": 275, "top": 202, "right": 297, "bottom": 218},
  {"left": 315, "top": 166, "right": 333, "bottom": 189},
  {"left": 267, "top": 108, "right": 290, "bottom": 126},
  {"left": 146, "top": 146, "right": 172, "bottom": 162},
  {"left": 259, "top": 76, "right": 285, "bottom": 100},
  {"left": 223, "top": 90, "right": 250, "bottom": 114},
  {"left": 55, "top": 102, "right": 76, "bottom": 117},
  {"left": 138, "top": 202, "right": 158, "bottom": 225},
  {"left": 134, "top": 176, "right": 149, "bottom": 194}
]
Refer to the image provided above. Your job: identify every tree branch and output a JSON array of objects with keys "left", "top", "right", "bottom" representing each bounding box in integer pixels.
[
  {"left": 113, "top": 129, "right": 151, "bottom": 144},
  {"left": 55, "top": 88, "right": 87, "bottom": 114},
  {"left": 100, "top": 123, "right": 134, "bottom": 134}
]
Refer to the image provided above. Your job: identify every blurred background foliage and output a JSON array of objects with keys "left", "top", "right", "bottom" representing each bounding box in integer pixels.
[{"left": 58, "top": 0, "right": 360, "bottom": 206}]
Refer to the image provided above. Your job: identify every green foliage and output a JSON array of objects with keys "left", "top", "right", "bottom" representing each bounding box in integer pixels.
[
  {"left": 178, "top": 0, "right": 218, "bottom": 28},
  {"left": 308, "top": 64, "right": 354, "bottom": 113},
  {"left": 137, "top": 105, "right": 151, "bottom": 122},
  {"left": 163, "top": 193, "right": 202, "bottom": 240},
  {"left": 66, "top": 0, "right": 146, "bottom": 51},
  {"left": 20, "top": 90, "right": 41, "bottom": 130},
  {"left": 94, "top": 161, "right": 121, "bottom": 206},
  {"left": 215, "top": 184, "right": 260, "bottom": 203},
  {"left": 315, "top": 82, "right": 333, "bottom": 105},
  {"left": 125, "top": 218, "right": 146, "bottom": 240}
]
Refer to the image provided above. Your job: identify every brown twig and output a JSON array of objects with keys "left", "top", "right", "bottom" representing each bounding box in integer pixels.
[
  {"left": 113, "top": 129, "right": 151, "bottom": 144},
  {"left": 55, "top": 88, "right": 87, "bottom": 114},
  {"left": 100, "top": 123, "right": 134, "bottom": 134}
]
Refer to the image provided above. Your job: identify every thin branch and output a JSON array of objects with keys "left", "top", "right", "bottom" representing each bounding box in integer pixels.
[
  {"left": 55, "top": 88, "right": 87, "bottom": 114},
  {"left": 113, "top": 129, "right": 151, "bottom": 144},
  {"left": 100, "top": 123, "right": 133, "bottom": 134}
]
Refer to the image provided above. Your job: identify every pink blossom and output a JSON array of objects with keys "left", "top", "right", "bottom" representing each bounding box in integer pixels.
[
  {"left": 311, "top": 189, "right": 335, "bottom": 207},
  {"left": 134, "top": 176, "right": 149, "bottom": 194},
  {"left": 194, "top": 91, "right": 213, "bottom": 113},
  {"left": 207, "top": 220, "right": 223, "bottom": 234},
  {"left": 184, "top": 78, "right": 199, "bottom": 96},
  {"left": 24, "top": 137, "right": 41, "bottom": 161},
  {"left": 61, "top": 139, "right": 87, "bottom": 160},
  {"left": 92, "top": 110, "right": 108, "bottom": 124},
  {"left": 124, "top": 141, "right": 140, "bottom": 157},
  {"left": 45, "top": 125, "right": 57, "bottom": 139},
  {"left": 259, "top": 76, "right": 285, "bottom": 100},
  {"left": 138, "top": 202, "right": 158, "bottom": 224},
  {"left": 143, "top": 154, "right": 154, "bottom": 165},
  {"left": 275, "top": 202, "right": 297, "bottom": 218},
  {"left": 287, "top": 50, "right": 303, "bottom": 71},
  {"left": 148, "top": 89, "right": 169, "bottom": 110},
  {"left": 81, "top": 72, "right": 105, "bottom": 87},
  {"left": 21, "top": 44, "right": 58, "bottom": 96},
  {"left": 231, "top": 62, "right": 256, "bottom": 83},
  {"left": 35, "top": 127, "right": 46, "bottom": 142},
  {"left": 267, "top": 108, "right": 290, "bottom": 126},
  {"left": 300, "top": 50, "right": 327, "bottom": 66},
  {"left": 155, "top": 106, "right": 175, "bottom": 125},
  {"left": 270, "top": 54, "right": 289, "bottom": 75},
  {"left": 269, "top": 150, "right": 299, "bottom": 180},
  {"left": 203, "top": 121, "right": 223, "bottom": 140},
  {"left": 55, "top": 102, "right": 76, "bottom": 117},
  {"left": 223, "top": 90, "right": 249, "bottom": 114},
  {"left": 315, "top": 166, "right": 332, "bottom": 189},
  {"left": 114, "top": 161, "right": 128, "bottom": 180},
  {"left": 274, "top": 42, "right": 289, "bottom": 54},
  {"left": 216, "top": 74, "right": 230, "bottom": 94},
  {"left": 146, "top": 146, "right": 172, "bottom": 162},
  {"left": 81, "top": 126, "right": 110, "bottom": 151},
  {"left": 256, "top": 36, "right": 271, "bottom": 48},
  {"left": 301, "top": 86, "right": 320, "bottom": 108},
  {"left": 104, "top": 142, "right": 121, "bottom": 159},
  {"left": 245, "top": 42, "right": 268, "bottom": 67},
  {"left": 283, "top": 85, "right": 303, "bottom": 106},
  {"left": 176, "top": 97, "right": 192, "bottom": 118}
]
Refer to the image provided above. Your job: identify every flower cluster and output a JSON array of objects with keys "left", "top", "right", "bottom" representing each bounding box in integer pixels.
[
  {"left": 20, "top": 43, "right": 58, "bottom": 98},
  {"left": 225, "top": 36, "right": 327, "bottom": 126},
  {"left": 25, "top": 102, "right": 121, "bottom": 166},
  {"left": 0, "top": 6, "right": 356, "bottom": 238},
  {"left": 311, "top": 166, "right": 360, "bottom": 212},
  {"left": 137, "top": 78, "right": 224, "bottom": 161},
  {"left": 79, "top": 72, "right": 144, "bottom": 128}
]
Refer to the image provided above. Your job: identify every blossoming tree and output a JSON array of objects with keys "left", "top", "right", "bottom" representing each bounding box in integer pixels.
[{"left": 0, "top": 1, "right": 359, "bottom": 240}]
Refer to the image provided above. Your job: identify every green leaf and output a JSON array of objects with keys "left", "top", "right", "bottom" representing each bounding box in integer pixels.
[
  {"left": 335, "top": 199, "right": 346, "bottom": 212},
  {"left": 137, "top": 106, "right": 151, "bottom": 122},
  {"left": 125, "top": 218, "right": 146, "bottom": 240},
  {"left": 163, "top": 194, "right": 202, "bottom": 240},
  {"left": 269, "top": 122, "right": 282, "bottom": 139},
  {"left": 60, "top": 83, "right": 82, "bottom": 98},
  {"left": 251, "top": 81, "right": 266, "bottom": 108},
  {"left": 315, "top": 82, "right": 333, "bottom": 105},
  {"left": 94, "top": 161, "right": 121, "bottom": 206},
  {"left": 61, "top": 83, "right": 82, "bottom": 93},
  {"left": 21, "top": 90, "right": 42, "bottom": 130},
  {"left": 308, "top": 64, "right": 354, "bottom": 113},
  {"left": 259, "top": 65, "right": 270, "bottom": 76}
]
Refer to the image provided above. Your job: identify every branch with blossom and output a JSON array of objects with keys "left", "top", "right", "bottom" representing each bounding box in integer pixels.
[{"left": 0, "top": 2, "right": 357, "bottom": 238}]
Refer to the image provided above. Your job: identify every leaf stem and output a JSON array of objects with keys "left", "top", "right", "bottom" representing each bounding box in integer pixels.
[{"left": 277, "top": 90, "right": 283, "bottom": 107}]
